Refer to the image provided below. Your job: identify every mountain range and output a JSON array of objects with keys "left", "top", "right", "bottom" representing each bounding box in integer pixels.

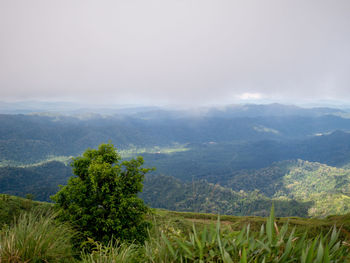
[{"left": 1, "top": 103, "right": 350, "bottom": 217}]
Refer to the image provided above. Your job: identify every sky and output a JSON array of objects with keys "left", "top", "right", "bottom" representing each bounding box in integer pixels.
[{"left": 0, "top": 0, "right": 350, "bottom": 106}]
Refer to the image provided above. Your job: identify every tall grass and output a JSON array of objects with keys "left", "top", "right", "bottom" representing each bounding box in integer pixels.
[
  {"left": 80, "top": 239, "right": 139, "bottom": 263},
  {"left": 0, "top": 210, "right": 75, "bottom": 263},
  {"left": 140, "top": 207, "right": 350, "bottom": 262},
  {"left": 1, "top": 207, "right": 350, "bottom": 262}
]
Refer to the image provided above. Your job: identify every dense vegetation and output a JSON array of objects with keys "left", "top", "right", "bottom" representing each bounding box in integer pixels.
[
  {"left": 1, "top": 104, "right": 350, "bottom": 165},
  {"left": 2, "top": 104, "right": 350, "bottom": 218},
  {"left": 0, "top": 161, "right": 72, "bottom": 201},
  {"left": 0, "top": 211, "right": 75, "bottom": 262},
  {"left": 0, "top": 193, "right": 50, "bottom": 228},
  {"left": 52, "top": 144, "right": 152, "bottom": 245},
  {"left": 2, "top": 158, "right": 350, "bottom": 217},
  {"left": 142, "top": 132, "right": 350, "bottom": 182},
  {"left": 1, "top": 196, "right": 350, "bottom": 262},
  {"left": 140, "top": 174, "right": 311, "bottom": 217}
]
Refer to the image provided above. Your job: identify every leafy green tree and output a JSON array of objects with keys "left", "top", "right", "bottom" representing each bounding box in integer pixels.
[{"left": 51, "top": 143, "right": 152, "bottom": 244}]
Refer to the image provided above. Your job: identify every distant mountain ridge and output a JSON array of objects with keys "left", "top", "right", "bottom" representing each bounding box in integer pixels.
[
  {"left": 1, "top": 104, "right": 350, "bottom": 164},
  {"left": 1, "top": 101, "right": 348, "bottom": 116},
  {"left": 2, "top": 103, "right": 350, "bottom": 217}
]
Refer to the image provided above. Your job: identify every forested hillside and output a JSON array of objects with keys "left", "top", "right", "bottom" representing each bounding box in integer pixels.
[
  {"left": 0, "top": 161, "right": 71, "bottom": 201},
  {"left": 1, "top": 104, "right": 350, "bottom": 165},
  {"left": 2, "top": 104, "right": 350, "bottom": 217},
  {"left": 1, "top": 158, "right": 350, "bottom": 217}
]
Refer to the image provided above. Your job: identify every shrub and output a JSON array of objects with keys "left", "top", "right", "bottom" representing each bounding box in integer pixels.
[{"left": 52, "top": 143, "right": 152, "bottom": 245}]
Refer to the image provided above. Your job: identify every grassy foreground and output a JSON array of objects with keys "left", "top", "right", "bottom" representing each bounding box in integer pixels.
[{"left": 1, "top": 195, "right": 350, "bottom": 262}]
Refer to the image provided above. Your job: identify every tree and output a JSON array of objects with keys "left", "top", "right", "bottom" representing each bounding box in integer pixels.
[{"left": 51, "top": 143, "right": 152, "bottom": 244}]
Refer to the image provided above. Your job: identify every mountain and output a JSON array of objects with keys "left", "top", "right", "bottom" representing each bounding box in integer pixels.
[
  {"left": 1, "top": 158, "right": 350, "bottom": 217},
  {"left": 203, "top": 103, "right": 346, "bottom": 118},
  {"left": 1, "top": 104, "right": 350, "bottom": 165},
  {"left": 2, "top": 103, "right": 350, "bottom": 217},
  {"left": 210, "top": 159, "right": 350, "bottom": 217},
  {"left": 140, "top": 174, "right": 311, "bottom": 217},
  {"left": 0, "top": 161, "right": 310, "bottom": 217},
  {"left": 141, "top": 130, "right": 350, "bottom": 182}
]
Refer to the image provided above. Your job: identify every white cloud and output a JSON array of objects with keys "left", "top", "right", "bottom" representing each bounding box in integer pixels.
[
  {"left": 238, "top": 93, "right": 263, "bottom": 101},
  {"left": 0, "top": 0, "right": 349, "bottom": 105}
]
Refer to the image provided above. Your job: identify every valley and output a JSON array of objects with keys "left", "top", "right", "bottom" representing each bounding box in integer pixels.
[{"left": 1, "top": 104, "right": 350, "bottom": 217}]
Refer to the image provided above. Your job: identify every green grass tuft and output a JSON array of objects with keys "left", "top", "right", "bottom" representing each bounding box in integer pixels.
[
  {"left": 80, "top": 239, "right": 139, "bottom": 263},
  {"left": 0, "top": 210, "right": 75, "bottom": 263}
]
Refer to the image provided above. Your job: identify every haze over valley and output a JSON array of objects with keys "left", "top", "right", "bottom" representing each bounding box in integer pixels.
[{"left": 0, "top": 103, "right": 350, "bottom": 217}]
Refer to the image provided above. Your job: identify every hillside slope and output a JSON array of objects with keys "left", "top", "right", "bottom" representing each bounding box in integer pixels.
[{"left": 2, "top": 159, "right": 350, "bottom": 217}]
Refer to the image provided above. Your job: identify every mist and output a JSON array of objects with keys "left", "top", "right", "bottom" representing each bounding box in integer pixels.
[{"left": 1, "top": 0, "right": 349, "bottom": 106}]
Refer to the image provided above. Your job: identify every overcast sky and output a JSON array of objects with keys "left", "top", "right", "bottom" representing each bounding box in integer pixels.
[{"left": 0, "top": 0, "right": 349, "bottom": 106}]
